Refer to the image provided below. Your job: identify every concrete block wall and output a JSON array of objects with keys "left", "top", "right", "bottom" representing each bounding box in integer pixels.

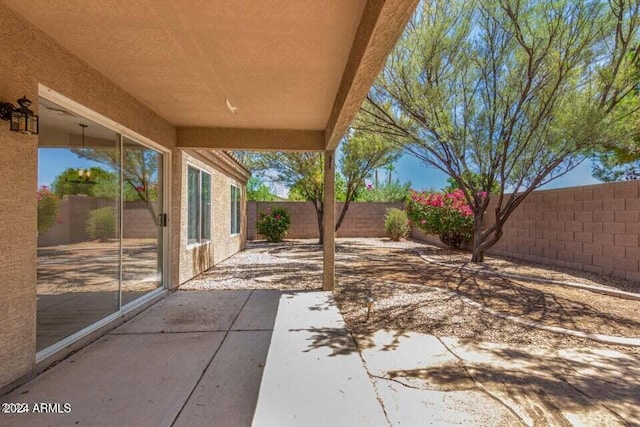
[
  {"left": 247, "top": 201, "right": 404, "bottom": 240},
  {"left": 487, "top": 181, "right": 640, "bottom": 281},
  {"left": 38, "top": 197, "right": 158, "bottom": 246}
]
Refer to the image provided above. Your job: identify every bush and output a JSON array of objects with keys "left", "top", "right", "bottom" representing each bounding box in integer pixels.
[
  {"left": 256, "top": 207, "right": 291, "bottom": 242},
  {"left": 86, "top": 207, "right": 116, "bottom": 242},
  {"left": 384, "top": 208, "right": 410, "bottom": 241},
  {"left": 37, "top": 185, "right": 60, "bottom": 234},
  {"left": 407, "top": 189, "right": 474, "bottom": 249}
]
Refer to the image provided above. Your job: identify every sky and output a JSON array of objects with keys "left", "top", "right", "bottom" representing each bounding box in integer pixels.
[
  {"left": 38, "top": 148, "right": 109, "bottom": 188},
  {"left": 392, "top": 153, "right": 601, "bottom": 192},
  {"left": 38, "top": 147, "right": 602, "bottom": 194}
]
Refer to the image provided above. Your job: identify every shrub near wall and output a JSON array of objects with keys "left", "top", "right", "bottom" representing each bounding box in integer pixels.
[
  {"left": 256, "top": 207, "right": 291, "bottom": 242},
  {"left": 86, "top": 207, "right": 116, "bottom": 242},
  {"left": 407, "top": 189, "right": 474, "bottom": 249},
  {"left": 384, "top": 208, "right": 410, "bottom": 241}
]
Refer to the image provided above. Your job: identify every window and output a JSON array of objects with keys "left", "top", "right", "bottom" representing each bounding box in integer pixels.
[
  {"left": 230, "top": 185, "right": 241, "bottom": 234},
  {"left": 188, "top": 166, "right": 211, "bottom": 244}
]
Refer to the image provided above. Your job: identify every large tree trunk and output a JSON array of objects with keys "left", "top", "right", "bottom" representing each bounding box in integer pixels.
[
  {"left": 315, "top": 203, "right": 324, "bottom": 245},
  {"left": 471, "top": 212, "right": 485, "bottom": 262},
  {"left": 471, "top": 208, "right": 504, "bottom": 263},
  {"left": 334, "top": 199, "right": 351, "bottom": 233}
]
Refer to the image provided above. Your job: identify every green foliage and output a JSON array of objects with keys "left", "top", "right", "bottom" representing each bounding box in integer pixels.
[
  {"left": 51, "top": 166, "right": 155, "bottom": 201},
  {"left": 247, "top": 176, "right": 278, "bottom": 201},
  {"left": 339, "top": 131, "right": 400, "bottom": 203},
  {"left": 52, "top": 167, "right": 118, "bottom": 198},
  {"left": 592, "top": 154, "right": 640, "bottom": 182},
  {"left": 250, "top": 133, "right": 400, "bottom": 241},
  {"left": 256, "top": 207, "right": 291, "bottom": 243},
  {"left": 443, "top": 173, "right": 499, "bottom": 195},
  {"left": 357, "top": 0, "right": 640, "bottom": 261},
  {"left": 407, "top": 190, "right": 474, "bottom": 249},
  {"left": 85, "top": 207, "right": 116, "bottom": 242},
  {"left": 37, "top": 185, "right": 60, "bottom": 234},
  {"left": 384, "top": 208, "right": 410, "bottom": 241},
  {"left": 358, "top": 179, "right": 411, "bottom": 202}
]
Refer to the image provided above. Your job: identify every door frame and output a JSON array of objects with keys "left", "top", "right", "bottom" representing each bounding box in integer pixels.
[{"left": 36, "top": 84, "right": 172, "bottom": 362}]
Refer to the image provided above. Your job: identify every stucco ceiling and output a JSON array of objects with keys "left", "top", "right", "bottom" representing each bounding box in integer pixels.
[{"left": 5, "top": 0, "right": 367, "bottom": 130}]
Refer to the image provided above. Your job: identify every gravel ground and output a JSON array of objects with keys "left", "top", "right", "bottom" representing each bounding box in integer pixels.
[
  {"left": 184, "top": 238, "right": 640, "bottom": 353},
  {"left": 180, "top": 240, "right": 322, "bottom": 290},
  {"left": 420, "top": 245, "right": 640, "bottom": 293}
]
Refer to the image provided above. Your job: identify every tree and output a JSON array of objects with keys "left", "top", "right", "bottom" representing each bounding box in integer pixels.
[
  {"left": 52, "top": 167, "right": 118, "bottom": 198},
  {"left": 252, "top": 131, "right": 399, "bottom": 243},
  {"left": 73, "top": 147, "right": 160, "bottom": 223},
  {"left": 357, "top": 179, "right": 412, "bottom": 202},
  {"left": 356, "top": 0, "right": 640, "bottom": 262},
  {"left": 336, "top": 131, "right": 400, "bottom": 230},
  {"left": 247, "top": 176, "right": 279, "bottom": 201},
  {"left": 592, "top": 153, "right": 640, "bottom": 182}
]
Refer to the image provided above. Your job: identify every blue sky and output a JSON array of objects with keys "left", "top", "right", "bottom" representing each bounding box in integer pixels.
[
  {"left": 38, "top": 148, "right": 112, "bottom": 188},
  {"left": 39, "top": 148, "right": 601, "bottom": 193},
  {"left": 392, "top": 153, "right": 600, "bottom": 192}
]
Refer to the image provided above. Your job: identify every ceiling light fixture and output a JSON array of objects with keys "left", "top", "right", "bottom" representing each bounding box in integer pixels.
[{"left": 66, "top": 124, "right": 96, "bottom": 185}]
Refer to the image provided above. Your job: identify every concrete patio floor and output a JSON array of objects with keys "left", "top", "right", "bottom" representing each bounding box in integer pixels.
[{"left": 1, "top": 289, "right": 281, "bottom": 427}]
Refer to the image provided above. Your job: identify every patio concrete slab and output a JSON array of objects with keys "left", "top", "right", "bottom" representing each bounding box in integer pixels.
[
  {"left": 231, "top": 290, "right": 282, "bottom": 331},
  {"left": 442, "top": 338, "right": 637, "bottom": 426},
  {"left": 252, "top": 291, "right": 388, "bottom": 427},
  {"left": 112, "top": 290, "right": 252, "bottom": 333},
  {"left": 2, "top": 289, "right": 279, "bottom": 427},
  {"left": 1, "top": 331, "right": 225, "bottom": 427},
  {"left": 359, "top": 330, "right": 517, "bottom": 426},
  {"left": 174, "top": 330, "right": 272, "bottom": 427}
]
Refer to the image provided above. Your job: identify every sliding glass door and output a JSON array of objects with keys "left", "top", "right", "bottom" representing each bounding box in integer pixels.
[
  {"left": 121, "top": 138, "right": 163, "bottom": 304},
  {"left": 36, "top": 98, "right": 165, "bottom": 352}
]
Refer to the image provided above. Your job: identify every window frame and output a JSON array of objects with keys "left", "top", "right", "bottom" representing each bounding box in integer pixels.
[
  {"left": 187, "top": 164, "right": 212, "bottom": 245},
  {"left": 230, "top": 184, "right": 241, "bottom": 235}
]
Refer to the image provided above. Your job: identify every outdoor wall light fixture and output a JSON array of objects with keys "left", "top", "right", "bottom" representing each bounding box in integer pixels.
[{"left": 0, "top": 96, "right": 39, "bottom": 134}]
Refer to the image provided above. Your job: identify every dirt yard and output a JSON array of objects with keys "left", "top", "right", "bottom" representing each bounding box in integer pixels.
[{"left": 185, "top": 238, "right": 640, "bottom": 352}]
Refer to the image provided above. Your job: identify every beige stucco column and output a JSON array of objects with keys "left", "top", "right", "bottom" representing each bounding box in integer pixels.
[{"left": 323, "top": 150, "right": 336, "bottom": 291}]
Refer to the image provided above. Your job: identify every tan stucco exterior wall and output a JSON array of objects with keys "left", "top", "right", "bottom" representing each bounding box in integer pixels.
[
  {"left": 175, "top": 151, "right": 247, "bottom": 286},
  {"left": 0, "top": 3, "right": 177, "bottom": 387}
]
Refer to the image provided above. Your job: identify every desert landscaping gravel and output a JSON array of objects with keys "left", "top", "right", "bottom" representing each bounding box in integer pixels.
[{"left": 184, "top": 238, "right": 640, "bottom": 353}]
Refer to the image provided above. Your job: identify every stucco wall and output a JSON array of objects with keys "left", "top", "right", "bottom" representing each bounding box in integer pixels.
[
  {"left": 485, "top": 181, "right": 640, "bottom": 281},
  {"left": 176, "top": 152, "right": 247, "bottom": 285},
  {"left": 0, "top": 3, "right": 176, "bottom": 388},
  {"left": 247, "top": 201, "right": 404, "bottom": 239}
]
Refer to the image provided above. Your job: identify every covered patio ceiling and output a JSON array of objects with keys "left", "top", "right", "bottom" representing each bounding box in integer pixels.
[{"left": 4, "top": 0, "right": 418, "bottom": 151}]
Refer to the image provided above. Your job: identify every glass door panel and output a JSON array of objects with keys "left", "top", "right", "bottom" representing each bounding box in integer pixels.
[
  {"left": 36, "top": 98, "right": 121, "bottom": 351},
  {"left": 121, "top": 138, "right": 163, "bottom": 304}
]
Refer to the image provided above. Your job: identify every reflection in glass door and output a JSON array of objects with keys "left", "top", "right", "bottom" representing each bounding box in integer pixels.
[
  {"left": 121, "top": 138, "right": 163, "bottom": 304},
  {"left": 36, "top": 99, "right": 121, "bottom": 351},
  {"left": 36, "top": 98, "right": 165, "bottom": 353}
]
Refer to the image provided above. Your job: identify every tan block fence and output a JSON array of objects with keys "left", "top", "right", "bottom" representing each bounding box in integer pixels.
[
  {"left": 249, "top": 180, "right": 640, "bottom": 282},
  {"left": 247, "top": 201, "right": 404, "bottom": 240},
  {"left": 484, "top": 181, "right": 640, "bottom": 281}
]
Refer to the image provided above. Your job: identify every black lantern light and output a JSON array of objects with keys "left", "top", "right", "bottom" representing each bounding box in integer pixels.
[{"left": 0, "top": 96, "right": 39, "bottom": 134}]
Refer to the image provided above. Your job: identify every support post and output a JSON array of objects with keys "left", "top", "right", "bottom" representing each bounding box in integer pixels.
[{"left": 323, "top": 150, "right": 336, "bottom": 291}]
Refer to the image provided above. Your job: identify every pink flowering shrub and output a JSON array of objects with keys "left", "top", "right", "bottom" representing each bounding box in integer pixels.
[
  {"left": 37, "top": 185, "right": 60, "bottom": 234},
  {"left": 256, "top": 207, "right": 291, "bottom": 242},
  {"left": 407, "top": 189, "right": 474, "bottom": 249}
]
